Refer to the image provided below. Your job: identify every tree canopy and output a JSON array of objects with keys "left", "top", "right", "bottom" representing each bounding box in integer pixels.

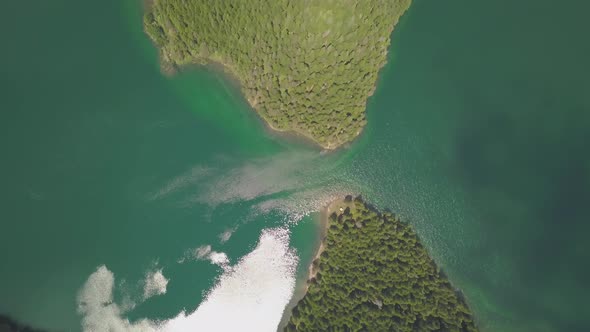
[
  {"left": 144, "top": 0, "right": 411, "bottom": 148},
  {"left": 285, "top": 197, "right": 478, "bottom": 332}
]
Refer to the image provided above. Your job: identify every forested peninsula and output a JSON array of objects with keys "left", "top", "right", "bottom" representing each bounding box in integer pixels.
[
  {"left": 143, "top": 0, "right": 411, "bottom": 149},
  {"left": 285, "top": 197, "right": 478, "bottom": 332}
]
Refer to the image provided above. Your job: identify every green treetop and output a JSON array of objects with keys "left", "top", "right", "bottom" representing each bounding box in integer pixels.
[
  {"left": 285, "top": 197, "right": 478, "bottom": 331},
  {"left": 144, "top": 0, "right": 411, "bottom": 149}
]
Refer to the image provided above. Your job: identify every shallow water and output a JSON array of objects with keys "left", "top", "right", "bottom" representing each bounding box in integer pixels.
[{"left": 1, "top": 0, "right": 589, "bottom": 331}]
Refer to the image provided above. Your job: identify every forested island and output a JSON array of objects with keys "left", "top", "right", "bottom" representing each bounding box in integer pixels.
[
  {"left": 141, "top": 2, "right": 478, "bottom": 330},
  {"left": 285, "top": 197, "right": 478, "bottom": 332},
  {"left": 144, "top": 0, "right": 411, "bottom": 149}
]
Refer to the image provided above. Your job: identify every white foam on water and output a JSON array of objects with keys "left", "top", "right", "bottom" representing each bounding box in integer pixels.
[
  {"left": 192, "top": 151, "right": 326, "bottom": 207},
  {"left": 194, "top": 245, "right": 212, "bottom": 259},
  {"left": 218, "top": 227, "right": 236, "bottom": 243},
  {"left": 178, "top": 150, "right": 359, "bottom": 226},
  {"left": 179, "top": 244, "right": 230, "bottom": 267},
  {"left": 78, "top": 227, "right": 298, "bottom": 332},
  {"left": 160, "top": 227, "right": 298, "bottom": 332},
  {"left": 147, "top": 149, "right": 357, "bottom": 227},
  {"left": 162, "top": 152, "right": 320, "bottom": 208},
  {"left": 147, "top": 165, "right": 212, "bottom": 201},
  {"left": 252, "top": 186, "right": 353, "bottom": 223},
  {"left": 77, "top": 266, "right": 158, "bottom": 332},
  {"left": 207, "top": 251, "right": 230, "bottom": 266},
  {"left": 143, "top": 268, "right": 169, "bottom": 300}
]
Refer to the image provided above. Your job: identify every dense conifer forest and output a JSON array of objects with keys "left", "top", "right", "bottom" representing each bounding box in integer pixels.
[
  {"left": 285, "top": 197, "right": 478, "bottom": 332},
  {"left": 144, "top": 0, "right": 411, "bottom": 148}
]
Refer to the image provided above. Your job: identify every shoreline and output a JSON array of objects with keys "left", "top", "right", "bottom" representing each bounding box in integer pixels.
[
  {"left": 142, "top": 2, "right": 377, "bottom": 152},
  {"left": 203, "top": 59, "right": 337, "bottom": 152},
  {"left": 142, "top": 0, "right": 410, "bottom": 153},
  {"left": 208, "top": 61, "right": 351, "bottom": 152},
  {"left": 279, "top": 196, "right": 479, "bottom": 331},
  {"left": 305, "top": 198, "right": 355, "bottom": 283},
  {"left": 156, "top": 54, "right": 360, "bottom": 152},
  {"left": 276, "top": 197, "right": 355, "bottom": 331},
  {"left": 275, "top": 208, "right": 329, "bottom": 331}
]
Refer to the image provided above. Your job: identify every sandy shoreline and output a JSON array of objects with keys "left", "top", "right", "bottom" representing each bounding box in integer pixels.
[
  {"left": 305, "top": 198, "right": 353, "bottom": 283},
  {"left": 276, "top": 197, "right": 356, "bottom": 331}
]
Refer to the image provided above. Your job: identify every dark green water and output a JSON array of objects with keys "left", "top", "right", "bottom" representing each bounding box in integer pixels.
[
  {"left": 361, "top": 1, "right": 590, "bottom": 331},
  {"left": 1, "top": 0, "right": 589, "bottom": 331}
]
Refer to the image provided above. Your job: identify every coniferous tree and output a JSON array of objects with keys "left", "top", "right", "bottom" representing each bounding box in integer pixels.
[
  {"left": 285, "top": 198, "right": 479, "bottom": 331},
  {"left": 144, "top": 0, "right": 411, "bottom": 148}
]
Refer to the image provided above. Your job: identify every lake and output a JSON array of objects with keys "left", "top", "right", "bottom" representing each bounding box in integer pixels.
[{"left": 1, "top": 0, "right": 588, "bottom": 331}]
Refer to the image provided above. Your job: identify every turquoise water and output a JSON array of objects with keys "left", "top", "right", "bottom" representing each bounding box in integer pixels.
[
  {"left": 361, "top": 1, "right": 590, "bottom": 330},
  {"left": 1, "top": 0, "right": 589, "bottom": 331}
]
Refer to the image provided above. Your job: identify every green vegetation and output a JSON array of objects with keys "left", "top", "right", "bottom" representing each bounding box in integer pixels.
[
  {"left": 285, "top": 196, "right": 478, "bottom": 332},
  {"left": 143, "top": 0, "right": 411, "bottom": 148}
]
